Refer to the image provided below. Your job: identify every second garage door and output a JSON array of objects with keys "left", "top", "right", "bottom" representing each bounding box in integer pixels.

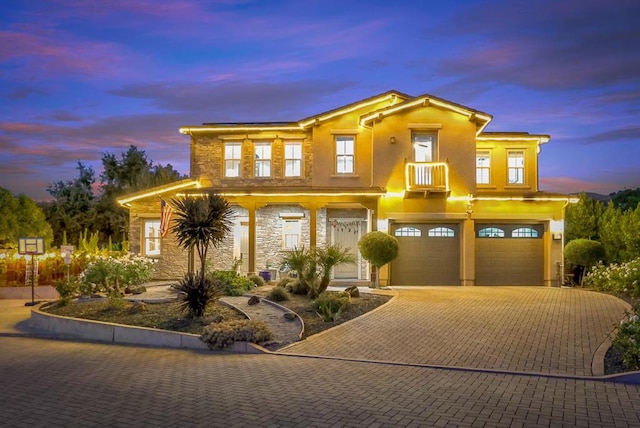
[
  {"left": 475, "top": 224, "right": 544, "bottom": 286},
  {"left": 391, "top": 223, "right": 460, "bottom": 285}
]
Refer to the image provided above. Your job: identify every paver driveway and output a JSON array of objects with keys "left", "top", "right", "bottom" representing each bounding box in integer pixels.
[{"left": 283, "top": 286, "right": 629, "bottom": 376}]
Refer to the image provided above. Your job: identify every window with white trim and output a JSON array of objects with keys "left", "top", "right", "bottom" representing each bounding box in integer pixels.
[
  {"left": 478, "top": 227, "right": 505, "bottom": 238},
  {"left": 284, "top": 142, "right": 302, "bottom": 177},
  {"left": 283, "top": 219, "right": 301, "bottom": 249},
  {"left": 428, "top": 227, "right": 455, "bottom": 237},
  {"left": 254, "top": 142, "right": 271, "bottom": 177},
  {"left": 476, "top": 150, "right": 491, "bottom": 184},
  {"left": 394, "top": 227, "right": 421, "bottom": 237},
  {"left": 336, "top": 136, "right": 355, "bottom": 174},
  {"left": 507, "top": 151, "right": 525, "bottom": 184},
  {"left": 225, "top": 142, "right": 242, "bottom": 177},
  {"left": 143, "top": 219, "right": 161, "bottom": 256},
  {"left": 512, "top": 227, "right": 539, "bottom": 238}
]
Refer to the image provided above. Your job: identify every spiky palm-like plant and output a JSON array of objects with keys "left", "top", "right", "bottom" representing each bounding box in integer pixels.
[
  {"left": 170, "top": 192, "right": 234, "bottom": 281},
  {"left": 176, "top": 272, "right": 222, "bottom": 318},
  {"left": 313, "top": 245, "right": 356, "bottom": 298}
]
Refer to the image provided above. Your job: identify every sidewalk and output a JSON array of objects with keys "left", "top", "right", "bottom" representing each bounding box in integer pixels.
[{"left": 0, "top": 299, "right": 45, "bottom": 336}]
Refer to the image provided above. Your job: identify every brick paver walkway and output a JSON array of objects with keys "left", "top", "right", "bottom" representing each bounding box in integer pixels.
[
  {"left": 283, "top": 287, "right": 629, "bottom": 376},
  {"left": 2, "top": 337, "right": 640, "bottom": 427}
]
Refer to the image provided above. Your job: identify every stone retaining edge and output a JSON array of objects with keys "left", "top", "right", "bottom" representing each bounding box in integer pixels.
[{"left": 30, "top": 304, "right": 267, "bottom": 354}]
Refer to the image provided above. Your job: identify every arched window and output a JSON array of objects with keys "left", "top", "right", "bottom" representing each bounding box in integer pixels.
[
  {"left": 395, "top": 227, "right": 422, "bottom": 237},
  {"left": 428, "top": 227, "right": 455, "bottom": 237},
  {"left": 478, "top": 227, "right": 505, "bottom": 238},
  {"left": 512, "top": 227, "right": 539, "bottom": 238}
]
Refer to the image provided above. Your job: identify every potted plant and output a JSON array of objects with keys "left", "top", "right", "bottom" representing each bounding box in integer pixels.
[{"left": 259, "top": 262, "right": 272, "bottom": 283}]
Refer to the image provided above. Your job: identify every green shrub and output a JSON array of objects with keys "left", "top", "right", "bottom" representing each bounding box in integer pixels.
[
  {"left": 267, "top": 286, "right": 289, "bottom": 302},
  {"left": 564, "top": 239, "right": 606, "bottom": 267},
  {"left": 612, "top": 313, "right": 640, "bottom": 370},
  {"left": 210, "top": 270, "right": 255, "bottom": 296},
  {"left": 277, "top": 276, "right": 294, "bottom": 288},
  {"left": 286, "top": 278, "right": 311, "bottom": 295},
  {"left": 585, "top": 258, "right": 640, "bottom": 297},
  {"left": 358, "top": 231, "right": 399, "bottom": 268},
  {"left": 54, "top": 277, "right": 81, "bottom": 299},
  {"left": 312, "top": 291, "right": 351, "bottom": 322},
  {"left": 200, "top": 319, "right": 273, "bottom": 349},
  {"left": 176, "top": 272, "right": 223, "bottom": 318},
  {"left": 248, "top": 273, "right": 266, "bottom": 287},
  {"left": 78, "top": 254, "right": 155, "bottom": 296}
]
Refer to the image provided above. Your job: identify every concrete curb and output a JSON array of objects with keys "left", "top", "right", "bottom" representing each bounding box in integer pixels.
[{"left": 30, "top": 303, "right": 267, "bottom": 354}]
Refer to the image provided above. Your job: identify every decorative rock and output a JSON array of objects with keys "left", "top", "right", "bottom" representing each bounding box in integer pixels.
[
  {"left": 248, "top": 295, "right": 261, "bottom": 305},
  {"left": 125, "top": 285, "right": 147, "bottom": 295},
  {"left": 128, "top": 301, "right": 147, "bottom": 314},
  {"left": 345, "top": 285, "right": 360, "bottom": 298},
  {"left": 206, "top": 314, "right": 224, "bottom": 324},
  {"left": 283, "top": 312, "right": 297, "bottom": 321}
]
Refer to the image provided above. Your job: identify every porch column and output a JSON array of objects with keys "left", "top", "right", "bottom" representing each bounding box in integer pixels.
[
  {"left": 300, "top": 203, "right": 317, "bottom": 248},
  {"left": 248, "top": 204, "right": 256, "bottom": 273},
  {"left": 461, "top": 218, "right": 475, "bottom": 286}
]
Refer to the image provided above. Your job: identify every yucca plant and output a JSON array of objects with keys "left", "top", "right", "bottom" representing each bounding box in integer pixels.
[
  {"left": 176, "top": 272, "right": 222, "bottom": 318},
  {"left": 171, "top": 193, "right": 234, "bottom": 282},
  {"left": 312, "top": 245, "right": 356, "bottom": 298},
  {"left": 280, "top": 247, "right": 316, "bottom": 296}
]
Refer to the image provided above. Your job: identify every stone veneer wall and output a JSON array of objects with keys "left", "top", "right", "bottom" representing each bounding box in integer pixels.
[
  {"left": 129, "top": 199, "right": 188, "bottom": 281},
  {"left": 191, "top": 136, "right": 313, "bottom": 188}
]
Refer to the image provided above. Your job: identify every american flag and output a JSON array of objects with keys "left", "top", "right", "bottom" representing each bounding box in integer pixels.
[{"left": 160, "top": 199, "right": 174, "bottom": 237}]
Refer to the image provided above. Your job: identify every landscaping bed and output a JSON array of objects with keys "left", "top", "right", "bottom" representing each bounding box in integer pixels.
[{"left": 41, "top": 287, "right": 393, "bottom": 340}]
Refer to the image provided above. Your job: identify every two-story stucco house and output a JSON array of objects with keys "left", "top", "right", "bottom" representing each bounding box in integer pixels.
[{"left": 118, "top": 90, "right": 571, "bottom": 286}]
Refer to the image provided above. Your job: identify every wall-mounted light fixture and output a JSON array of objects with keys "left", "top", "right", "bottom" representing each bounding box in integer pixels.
[
  {"left": 550, "top": 220, "right": 564, "bottom": 240},
  {"left": 389, "top": 136, "right": 396, "bottom": 144}
]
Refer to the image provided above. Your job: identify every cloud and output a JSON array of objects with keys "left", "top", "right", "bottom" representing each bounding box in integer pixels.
[
  {"left": 108, "top": 79, "right": 357, "bottom": 120},
  {"left": 0, "top": 29, "right": 133, "bottom": 79},
  {"left": 577, "top": 127, "right": 640, "bottom": 145},
  {"left": 430, "top": 0, "right": 640, "bottom": 91}
]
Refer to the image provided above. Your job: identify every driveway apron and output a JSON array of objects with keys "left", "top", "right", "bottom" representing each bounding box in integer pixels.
[{"left": 282, "top": 286, "right": 629, "bottom": 376}]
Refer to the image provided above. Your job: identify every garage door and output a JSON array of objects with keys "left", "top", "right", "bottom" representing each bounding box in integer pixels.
[
  {"left": 475, "top": 224, "right": 544, "bottom": 286},
  {"left": 391, "top": 223, "right": 460, "bottom": 285}
]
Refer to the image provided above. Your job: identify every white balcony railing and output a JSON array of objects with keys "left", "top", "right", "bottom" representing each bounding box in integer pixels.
[{"left": 405, "top": 162, "right": 449, "bottom": 192}]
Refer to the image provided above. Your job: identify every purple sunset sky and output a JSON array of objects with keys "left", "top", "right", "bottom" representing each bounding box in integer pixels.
[{"left": 1, "top": 0, "right": 639, "bottom": 200}]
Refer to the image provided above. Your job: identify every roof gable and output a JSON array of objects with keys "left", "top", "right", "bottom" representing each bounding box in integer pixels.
[{"left": 359, "top": 93, "right": 493, "bottom": 134}]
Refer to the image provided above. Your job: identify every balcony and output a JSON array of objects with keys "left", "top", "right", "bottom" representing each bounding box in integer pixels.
[{"left": 405, "top": 162, "right": 449, "bottom": 196}]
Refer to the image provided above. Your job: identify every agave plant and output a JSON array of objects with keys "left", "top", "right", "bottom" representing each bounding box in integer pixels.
[{"left": 176, "top": 272, "right": 222, "bottom": 318}]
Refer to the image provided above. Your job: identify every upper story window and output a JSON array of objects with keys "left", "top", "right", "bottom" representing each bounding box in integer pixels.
[
  {"left": 284, "top": 142, "right": 302, "bottom": 177},
  {"left": 476, "top": 150, "right": 491, "bottom": 185},
  {"left": 143, "top": 219, "right": 161, "bottom": 257},
  {"left": 336, "top": 136, "right": 355, "bottom": 174},
  {"left": 254, "top": 142, "right": 271, "bottom": 177},
  {"left": 507, "top": 150, "right": 525, "bottom": 185},
  {"left": 413, "top": 132, "right": 436, "bottom": 162},
  {"left": 225, "top": 142, "right": 242, "bottom": 177}
]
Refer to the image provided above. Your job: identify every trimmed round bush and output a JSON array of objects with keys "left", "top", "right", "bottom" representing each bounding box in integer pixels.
[
  {"left": 358, "top": 231, "right": 399, "bottom": 268},
  {"left": 564, "top": 239, "right": 606, "bottom": 267},
  {"left": 248, "top": 273, "right": 266, "bottom": 287}
]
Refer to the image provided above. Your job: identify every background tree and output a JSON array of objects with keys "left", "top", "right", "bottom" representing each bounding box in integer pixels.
[
  {"left": 610, "top": 188, "right": 640, "bottom": 211},
  {"left": 358, "top": 231, "right": 399, "bottom": 288},
  {"left": 41, "top": 161, "right": 96, "bottom": 247},
  {"left": 563, "top": 239, "right": 606, "bottom": 285},
  {"left": 42, "top": 146, "right": 185, "bottom": 248},
  {"left": 0, "top": 187, "right": 53, "bottom": 249},
  {"left": 565, "top": 193, "right": 604, "bottom": 242},
  {"left": 96, "top": 145, "right": 185, "bottom": 247}
]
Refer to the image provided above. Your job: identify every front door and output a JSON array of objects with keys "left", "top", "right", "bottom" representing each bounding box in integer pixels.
[
  {"left": 240, "top": 223, "right": 249, "bottom": 273},
  {"left": 332, "top": 220, "right": 362, "bottom": 279}
]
